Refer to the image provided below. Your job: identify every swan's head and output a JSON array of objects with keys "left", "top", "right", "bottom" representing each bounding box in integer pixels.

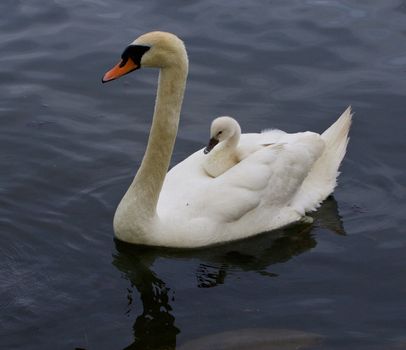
[
  {"left": 204, "top": 116, "right": 241, "bottom": 154},
  {"left": 102, "top": 31, "right": 188, "bottom": 83}
]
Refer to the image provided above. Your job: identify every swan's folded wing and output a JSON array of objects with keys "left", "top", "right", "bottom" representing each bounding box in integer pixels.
[
  {"left": 158, "top": 132, "right": 324, "bottom": 228},
  {"left": 215, "top": 132, "right": 325, "bottom": 219}
]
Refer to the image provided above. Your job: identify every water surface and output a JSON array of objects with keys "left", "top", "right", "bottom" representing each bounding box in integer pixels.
[{"left": 1, "top": 0, "right": 406, "bottom": 349}]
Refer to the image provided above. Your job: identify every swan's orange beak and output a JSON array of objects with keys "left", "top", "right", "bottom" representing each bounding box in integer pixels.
[{"left": 102, "top": 57, "right": 138, "bottom": 83}]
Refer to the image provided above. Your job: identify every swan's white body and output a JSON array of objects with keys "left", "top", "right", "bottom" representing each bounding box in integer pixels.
[{"left": 105, "top": 31, "right": 352, "bottom": 248}]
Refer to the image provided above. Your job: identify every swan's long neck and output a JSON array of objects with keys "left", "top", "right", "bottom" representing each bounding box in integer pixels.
[
  {"left": 219, "top": 124, "right": 241, "bottom": 154},
  {"left": 225, "top": 128, "right": 240, "bottom": 150},
  {"left": 123, "top": 62, "right": 188, "bottom": 220}
]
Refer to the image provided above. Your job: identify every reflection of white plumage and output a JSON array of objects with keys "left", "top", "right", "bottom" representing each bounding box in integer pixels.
[{"left": 103, "top": 31, "right": 352, "bottom": 248}]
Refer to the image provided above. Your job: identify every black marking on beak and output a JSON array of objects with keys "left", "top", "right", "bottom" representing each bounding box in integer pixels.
[
  {"left": 204, "top": 137, "right": 219, "bottom": 154},
  {"left": 121, "top": 44, "right": 151, "bottom": 67}
]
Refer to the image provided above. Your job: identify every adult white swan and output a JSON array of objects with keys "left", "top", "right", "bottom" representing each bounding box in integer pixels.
[{"left": 102, "top": 31, "right": 352, "bottom": 248}]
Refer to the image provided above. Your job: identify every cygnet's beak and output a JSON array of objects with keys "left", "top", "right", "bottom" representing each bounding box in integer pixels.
[
  {"left": 204, "top": 137, "right": 219, "bottom": 154},
  {"left": 102, "top": 57, "right": 138, "bottom": 83}
]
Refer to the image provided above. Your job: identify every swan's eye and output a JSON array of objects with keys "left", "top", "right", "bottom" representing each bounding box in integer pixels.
[{"left": 217, "top": 131, "right": 222, "bottom": 137}]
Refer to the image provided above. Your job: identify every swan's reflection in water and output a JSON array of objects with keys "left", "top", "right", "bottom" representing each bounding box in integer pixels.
[
  {"left": 112, "top": 197, "right": 344, "bottom": 350},
  {"left": 113, "top": 247, "right": 179, "bottom": 350}
]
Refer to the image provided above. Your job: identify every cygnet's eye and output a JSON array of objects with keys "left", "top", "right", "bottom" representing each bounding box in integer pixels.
[{"left": 217, "top": 131, "right": 223, "bottom": 137}]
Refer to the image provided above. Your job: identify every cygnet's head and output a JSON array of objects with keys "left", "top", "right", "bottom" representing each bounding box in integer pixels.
[
  {"left": 204, "top": 116, "right": 241, "bottom": 154},
  {"left": 102, "top": 31, "right": 188, "bottom": 83}
]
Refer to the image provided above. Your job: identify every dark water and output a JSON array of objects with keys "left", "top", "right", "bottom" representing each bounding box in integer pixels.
[{"left": 1, "top": 0, "right": 406, "bottom": 349}]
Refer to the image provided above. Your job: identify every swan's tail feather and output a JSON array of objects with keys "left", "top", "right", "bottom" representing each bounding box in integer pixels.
[{"left": 292, "top": 107, "right": 352, "bottom": 214}]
